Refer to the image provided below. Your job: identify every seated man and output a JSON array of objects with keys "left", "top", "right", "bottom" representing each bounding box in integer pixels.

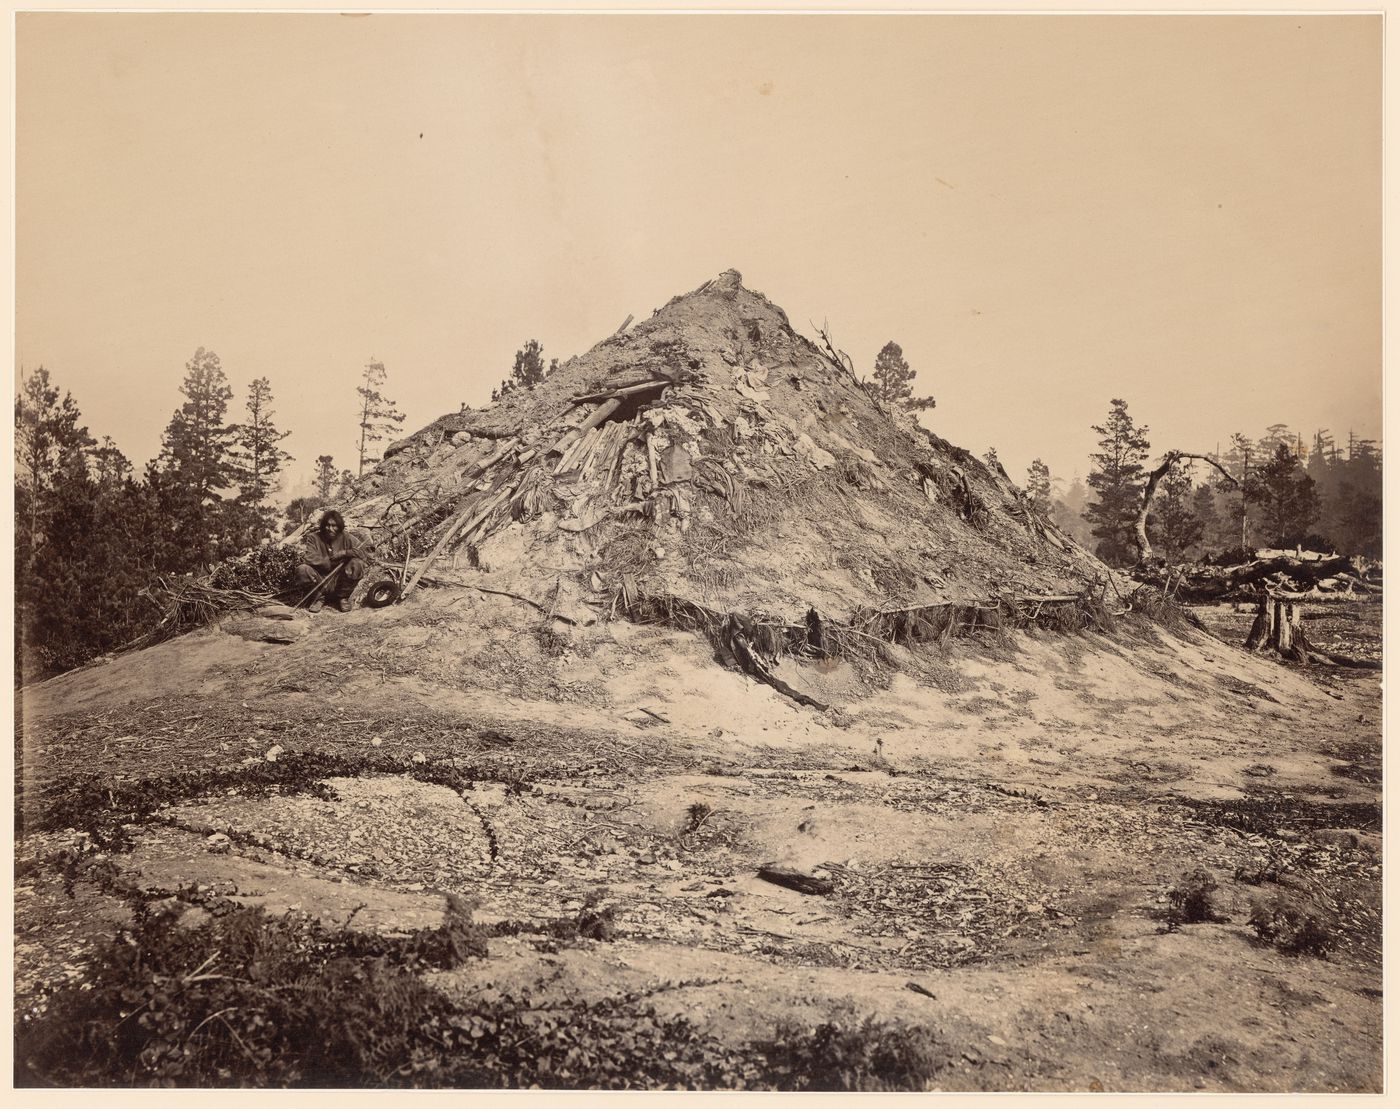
[{"left": 295, "top": 510, "right": 366, "bottom": 612}]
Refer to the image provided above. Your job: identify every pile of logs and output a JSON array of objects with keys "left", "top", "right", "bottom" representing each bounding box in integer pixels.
[{"left": 1140, "top": 553, "right": 1381, "bottom": 604}]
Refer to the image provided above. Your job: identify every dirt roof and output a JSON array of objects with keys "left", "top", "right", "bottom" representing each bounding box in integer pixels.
[{"left": 340, "top": 269, "right": 1111, "bottom": 623}]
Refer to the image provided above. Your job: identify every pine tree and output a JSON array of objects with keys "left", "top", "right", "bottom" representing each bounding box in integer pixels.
[
  {"left": 1334, "top": 480, "right": 1382, "bottom": 558},
  {"left": 1147, "top": 466, "right": 1204, "bottom": 560},
  {"left": 314, "top": 455, "right": 338, "bottom": 500},
  {"left": 152, "top": 349, "right": 242, "bottom": 568},
  {"left": 1191, "top": 483, "right": 1226, "bottom": 553},
  {"left": 13, "top": 372, "right": 172, "bottom": 680},
  {"left": 1307, "top": 430, "right": 1334, "bottom": 483},
  {"left": 1025, "top": 458, "right": 1052, "bottom": 514},
  {"left": 1257, "top": 423, "right": 1293, "bottom": 459},
  {"left": 336, "top": 469, "right": 357, "bottom": 501},
  {"left": 158, "top": 348, "right": 236, "bottom": 505},
  {"left": 868, "top": 341, "right": 935, "bottom": 412},
  {"left": 91, "top": 436, "right": 132, "bottom": 489},
  {"left": 231, "top": 377, "right": 293, "bottom": 509},
  {"left": 1218, "top": 432, "right": 1255, "bottom": 551},
  {"left": 492, "top": 340, "right": 551, "bottom": 402},
  {"left": 357, "top": 359, "right": 406, "bottom": 476},
  {"left": 1050, "top": 474, "right": 1095, "bottom": 547},
  {"left": 284, "top": 496, "right": 325, "bottom": 534},
  {"left": 1244, "top": 445, "right": 1319, "bottom": 548},
  {"left": 1085, "top": 399, "right": 1151, "bottom": 566},
  {"left": 15, "top": 366, "right": 94, "bottom": 564}
]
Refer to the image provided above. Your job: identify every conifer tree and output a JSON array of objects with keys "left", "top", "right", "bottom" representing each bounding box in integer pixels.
[
  {"left": 492, "top": 340, "right": 551, "bottom": 402},
  {"left": 158, "top": 348, "right": 236, "bottom": 505},
  {"left": 314, "top": 455, "right": 338, "bottom": 500},
  {"left": 357, "top": 359, "right": 406, "bottom": 476},
  {"left": 1085, "top": 398, "right": 1150, "bottom": 566},
  {"left": 91, "top": 436, "right": 132, "bottom": 489},
  {"left": 1231, "top": 433, "right": 1256, "bottom": 550},
  {"left": 15, "top": 366, "right": 94, "bottom": 564},
  {"left": 1245, "top": 445, "right": 1320, "bottom": 548},
  {"left": 1025, "top": 458, "right": 1052, "bottom": 513},
  {"left": 1050, "top": 474, "right": 1095, "bottom": 547},
  {"left": 231, "top": 377, "right": 293, "bottom": 509},
  {"left": 1146, "top": 466, "right": 1204, "bottom": 560},
  {"left": 868, "top": 341, "right": 935, "bottom": 412},
  {"left": 13, "top": 371, "right": 164, "bottom": 680},
  {"left": 1191, "top": 482, "right": 1226, "bottom": 552}
]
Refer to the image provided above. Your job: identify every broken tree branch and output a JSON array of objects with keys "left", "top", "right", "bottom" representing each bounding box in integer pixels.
[{"left": 466, "top": 584, "right": 578, "bottom": 624}]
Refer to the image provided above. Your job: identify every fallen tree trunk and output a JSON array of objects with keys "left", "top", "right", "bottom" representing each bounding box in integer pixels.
[
  {"left": 1135, "top": 553, "right": 1370, "bottom": 604},
  {"left": 757, "top": 866, "right": 834, "bottom": 896},
  {"left": 569, "top": 377, "right": 670, "bottom": 406},
  {"left": 548, "top": 396, "right": 627, "bottom": 458},
  {"left": 1313, "top": 650, "right": 1382, "bottom": 671}
]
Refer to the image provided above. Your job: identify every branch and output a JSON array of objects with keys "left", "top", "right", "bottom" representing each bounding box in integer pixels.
[
  {"left": 1134, "top": 451, "right": 1241, "bottom": 563},
  {"left": 810, "top": 319, "right": 856, "bottom": 378}
]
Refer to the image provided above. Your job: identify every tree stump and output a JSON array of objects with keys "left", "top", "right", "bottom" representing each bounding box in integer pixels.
[{"left": 1244, "top": 590, "right": 1311, "bottom": 664}]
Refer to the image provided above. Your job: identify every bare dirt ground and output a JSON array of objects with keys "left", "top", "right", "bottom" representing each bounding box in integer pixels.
[{"left": 14, "top": 591, "right": 1382, "bottom": 1090}]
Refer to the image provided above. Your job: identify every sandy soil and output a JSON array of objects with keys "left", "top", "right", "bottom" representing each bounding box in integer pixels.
[{"left": 14, "top": 590, "right": 1382, "bottom": 1091}]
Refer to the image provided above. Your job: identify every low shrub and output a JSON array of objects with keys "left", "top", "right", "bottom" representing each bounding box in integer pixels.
[
  {"left": 17, "top": 896, "right": 949, "bottom": 1089},
  {"left": 1166, "top": 868, "right": 1226, "bottom": 925},
  {"left": 207, "top": 544, "right": 299, "bottom": 593},
  {"left": 16, "top": 900, "right": 481, "bottom": 1087},
  {"left": 1247, "top": 891, "right": 1336, "bottom": 957},
  {"left": 759, "top": 1007, "right": 948, "bottom": 1091}
]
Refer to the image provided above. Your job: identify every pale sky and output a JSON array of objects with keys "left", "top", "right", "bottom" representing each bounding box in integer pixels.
[{"left": 16, "top": 13, "right": 1381, "bottom": 494}]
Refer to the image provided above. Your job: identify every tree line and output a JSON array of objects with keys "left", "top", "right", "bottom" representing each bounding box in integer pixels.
[
  {"left": 1024, "top": 400, "right": 1381, "bottom": 567},
  {"left": 15, "top": 352, "right": 406, "bottom": 681}
]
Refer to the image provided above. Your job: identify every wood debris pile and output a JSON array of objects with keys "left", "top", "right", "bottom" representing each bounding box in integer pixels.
[{"left": 1135, "top": 550, "right": 1381, "bottom": 605}]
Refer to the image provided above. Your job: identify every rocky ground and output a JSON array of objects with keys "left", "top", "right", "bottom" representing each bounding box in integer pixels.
[{"left": 13, "top": 591, "right": 1383, "bottom": 1090}]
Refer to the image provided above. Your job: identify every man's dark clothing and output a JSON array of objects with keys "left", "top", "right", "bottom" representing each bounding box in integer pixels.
[{"left": 297, "top": 528, "right": 366, "bottom": 601}]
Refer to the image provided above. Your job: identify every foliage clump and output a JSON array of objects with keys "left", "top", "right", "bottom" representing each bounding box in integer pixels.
[
  {"left": 16, "top": 898, "right": 485, "bottom": 1088},
  {"left": 1247, "top": 891, "right": 1336, "bottom": 957},
  {"left": 18, "top": 891, "right": 953, "bottom": 1089},
  {"left": 759, "top": 1007, "right": 948, "bottom": 1091},
  {"left": 206, "top": 544, "right": 299, "bottom": 593},
  {"left": 1164, "top": 868, "right": 1225, "bottom": 926}
]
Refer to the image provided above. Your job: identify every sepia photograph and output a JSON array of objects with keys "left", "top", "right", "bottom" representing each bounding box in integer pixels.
[{"left": 11, "top": 7, "right": 1384, "bottom": 1092}]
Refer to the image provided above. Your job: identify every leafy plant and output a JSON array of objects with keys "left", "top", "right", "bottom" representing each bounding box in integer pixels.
[
  {"left": 18, "top": 890, "right": 951, "bottom": 1089},
  {"left": 1247, "top": 891, "right": 1335, "bottom": 957},
  {"left": 1165, "top": 868, "right": 1225, "bottom": 926},
  {"left": 759, "top": 1006, "right": 948, "bottom": 1091}
]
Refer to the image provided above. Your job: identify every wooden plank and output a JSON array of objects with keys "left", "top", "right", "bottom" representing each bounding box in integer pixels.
[
  {"left": 553, "top": 425, "right": 597, "bottom": 476},
  {"left": 400, "top": 482, "right": 515, "bottom": 601},
  {"left": 459, "top": 437, "right": 518, "bottom": 487},
  {"left": 569, "top": 378, "right": 669, "bottom": 406},
  {"left": 549, "top": 396, "right": 626, "bottom": 457}
]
